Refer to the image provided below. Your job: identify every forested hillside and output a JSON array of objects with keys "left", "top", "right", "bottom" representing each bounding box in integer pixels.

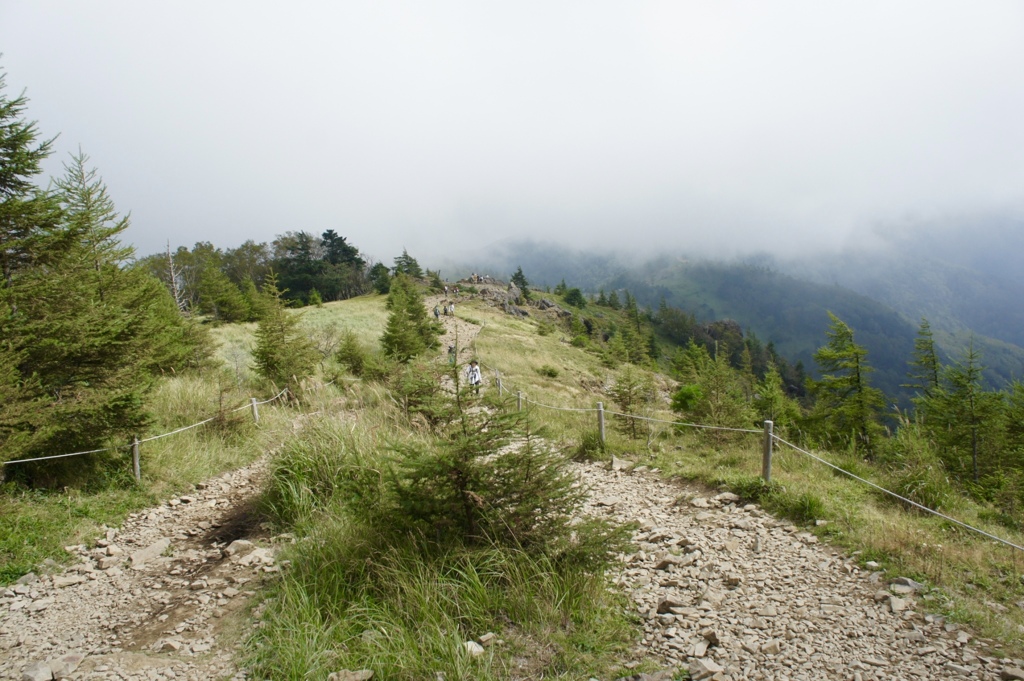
[{"left": 463, "top": 240, "right": 1024, "bottom": 401}]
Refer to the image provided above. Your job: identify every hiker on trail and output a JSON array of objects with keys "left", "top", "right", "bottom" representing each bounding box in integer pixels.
[
  {"left": 466, "top": 360, "right": 482, "bottom": 395},
  {"left": 449, "top": 302, "right": 455, "bottom": 316},
  {"left": 433, "top": 304, "right": 440, "bottom": 320},
  {"left": 448, "top": 345, "right": 457, "bottom": 365},
  {"left": 444, "top": 285, "right": 449, "bottom": 296}
]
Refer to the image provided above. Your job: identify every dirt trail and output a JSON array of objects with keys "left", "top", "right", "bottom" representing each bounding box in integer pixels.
[
  {"left": 0, "top": 453, "right": 281, "bottom": 681},
  {"left": 429, "top": 292, "right": 484, "bottom": 365},
  {"left": 5, "top": 291, "right": 1023, "bottom": 680},
  {"left": 578, "top": 460, "right": 1024, "bottom": 680}
]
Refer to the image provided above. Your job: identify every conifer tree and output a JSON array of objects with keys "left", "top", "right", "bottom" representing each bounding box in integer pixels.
[
  {"left": 251, "top": 273, "right": 316, "bottom": 392},
  {"left": 2, "top": 147, "right": 209, "bottom": 472},
  {"left": 510, "top": 266, "right": 531, "bottom": 300},
  {"left": 392, "top": 249, "right": 423, "bottom": 278},
  {"left": 0, "top": 68, "right": 60, "bottom": 292},
  {"left": 670, "top": 343, "right": 753, "bottom": 437},
  {"left": 369, "top": 262, "right": 391, "bottom": 294},
  {"left": 923, "top": 342, "right": 1003, "bottom": 482},
  {"left": 904, "top": 317, "right": 942, "bottom": 404},
  {"left": 380, "top": 273, "right": 439, "bottom": 362},
  {"left": 197, "top": 264, "right": 250, "bottom": 322},
  {"left": 807, "top": 312, "right": 885, "bottom": 454},
  {"left": 607, "top": 290, "right": 621, "bottom": 310},
  {"left": 597, "top": 289, "right": 608, "bottom": 306},
  {"left": 753, "top": 363, "right": 801, "bottom": 435},
  {"left": 608, "top": 365, "right": 657, "bottom": 440},
  {"left": 616, "top": 323, "right": 649, "bottom": 365},
  {"left": 564, "top": 287, "right": 587, "bottom": 308}
]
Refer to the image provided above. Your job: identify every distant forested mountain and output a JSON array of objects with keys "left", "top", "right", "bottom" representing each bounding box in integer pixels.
[
  {"left": 779, "top": 219, "right": 1024, "bottom": 385},
  {"left": 459, "top": 239, "right": 1024, "bottom": 402}
]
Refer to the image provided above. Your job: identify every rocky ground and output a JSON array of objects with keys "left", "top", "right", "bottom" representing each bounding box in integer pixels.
[
  {"left": 0, "top": 460, "right": 283, "bottom": 681},
  {"left": 577, "top": 458, "right": 1024, "bottom": 681},
  {"left": 6, "top": 291, "right": 1024, "bottom": 680}
]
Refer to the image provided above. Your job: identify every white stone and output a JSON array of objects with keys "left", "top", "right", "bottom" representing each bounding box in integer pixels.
[{"left": 130, "top": 538, "right": 171, "bottom": 567}]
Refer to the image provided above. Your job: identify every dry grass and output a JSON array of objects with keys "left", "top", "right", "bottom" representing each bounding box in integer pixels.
[{"left": 449, "top": 292, "right": 1024, "bottom": 656}]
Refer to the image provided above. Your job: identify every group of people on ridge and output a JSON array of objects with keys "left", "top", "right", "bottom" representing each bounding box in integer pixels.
[{"left": 434, "top": 302, "right": 456, "bottom": 319}]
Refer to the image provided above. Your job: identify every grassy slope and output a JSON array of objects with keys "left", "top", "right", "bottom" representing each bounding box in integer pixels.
[
  {"left": 7, "top": 289, "right": 1024, "bottom": 659},
  {"left": 0, "top": 300, "right": 362, "bottom": 583},
  {"left": 460, "top": 293, "right": 1024, "bottom": 656},
  {"left": 247, "top": 296, "right": 641, "bottom": 679}
]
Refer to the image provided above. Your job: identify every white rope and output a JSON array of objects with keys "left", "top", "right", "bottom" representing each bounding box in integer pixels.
[
  {"left": 3, "top": 388, "right": 291, "bottom": 465},
  {"left": 602, "top": 409, "right": 762, "bottom": 434},
  {"left": 246, "top": 387, "right": 290, "bottom": 407},
  {"left": 136, "top": 416, "right": 220, "bottom": 443},
  {"left": 772, "top": 435, "right": 1024, "bottom": 553},
  {"left": 523, "top": 397, "right": 596, "bottom": 413},
  {"left": 1, "top": 446, "right": 121, "bottom": 466}
]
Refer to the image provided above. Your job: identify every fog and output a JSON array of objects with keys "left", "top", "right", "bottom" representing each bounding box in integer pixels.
[{"left": 2, "top": 1, "right": 1023, "bottom": 263}]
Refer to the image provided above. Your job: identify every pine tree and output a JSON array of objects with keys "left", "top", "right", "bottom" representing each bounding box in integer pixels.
[
  {"left": 511, "top": 266, "right": 529, "bottom": 290},
  {"left": 2, "top": 149, "right": 209, "bottom": 472},
  {"left": 670, "top": 343, "right": 754, "bottom": 438},
  {"left": 510, "top": 266, "right": 531, "bottom": 300},
  {"left": 392, "top": 249, "right": 423, "bottom": 278},
  {"left": 197, "top": 265, "right": 250, "bottom": 322},
  {"left": 563, "top": 287, "right": 587, "bottom": 308},
  {"left": 369, "top": 262, "right": 391, "bottom": 294},
  {"left": 608, "top": 365, "right": 657, "bottom": 440},
  {"left": 922, "top": 342, "right": 1003, "bottom": 483},
  {"left": 607, "top": 290, "right": 621, "bottom": 310},
  {"left": 389, "top": 377, "right": 625, "bottom": 563},
  {"left": 251, "top": 273, "right": 316, "bottom": 392},
  {"left": 753, "top": 363, "right": 801, "bottom": 435},
  {"left": 380, "top": 274, "right": 439, "bottom": 363},
  {"left": 904, "top": 318, "right": 941, "bottom": 401},
  {"left": 807, "top": 312, "right": 886, "bottom": 454},
  {"left": 624, "top": 290, "right": 642, "bottom": 333},
  {"left": 596, "top": 289, "right": 608, "bottom": 306},
  {"left": 0, "top": 67, "right": 60, "bottom": 293}
]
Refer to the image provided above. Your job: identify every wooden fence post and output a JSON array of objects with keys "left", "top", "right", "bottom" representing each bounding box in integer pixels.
[
  {"left": 517, "top": 391, "right": 523, "bottom": 411},
  {"left": 762, "top": 420, "right": 774, "bottom": 483},
  {"left": 250, "top": 397, "right": 259, "bottom": 423},
  {"left": 597, "top": 402, "right": 606, "bottom": 444},
  {"left": 132, "top": 437, "right": 141, "bottom": 482}
]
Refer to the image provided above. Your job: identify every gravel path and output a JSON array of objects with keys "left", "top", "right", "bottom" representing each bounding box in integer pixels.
[
  {"left": 6, "top": 296, "right": 1024, "bottom": 681},
  {"left": 577, "top": 459, "right": 1024, "bottom": 681},
  {"left": 0, "top": 459, "right": 282, "bottom": 681}
]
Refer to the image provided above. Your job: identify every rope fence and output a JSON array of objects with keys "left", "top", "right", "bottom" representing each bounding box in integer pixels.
[
  {"left": 1, "top": 387, "right": 291, "bottom": 480},
  {"left": 474, "top": 359, "right": 1024, "bottom": 554},
  {"left": 771, "top": 435, "right": 1024, "bottom": 553}
]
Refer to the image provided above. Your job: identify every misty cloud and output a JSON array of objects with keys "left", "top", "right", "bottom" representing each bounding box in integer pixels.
[{"left": 2, "top": 1, "right": 1022, "bottom": 261}]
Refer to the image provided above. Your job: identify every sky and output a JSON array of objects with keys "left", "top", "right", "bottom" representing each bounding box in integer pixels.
[{"left": 2, "top": 1, "right": 1023, "bottom": 264}]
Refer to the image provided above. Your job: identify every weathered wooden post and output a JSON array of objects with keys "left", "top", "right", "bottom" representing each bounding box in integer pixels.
[
  {"left": 762, "top": 420, "right": 774, "bottom": 483},
  {"left": 597, "top": 401, "right": 606, "bottom": 444},
  {"left": 516, "top": 390, "right": 523, "bottom": 411},
  {"left": 250, "top": 397, "right": 259, "bottom": 423},
  {"left": 495, "top": 370, "right": 502, "bottom": 395},
  {"left": 132, "top": 437, "right": 141, "bottom": 482}
]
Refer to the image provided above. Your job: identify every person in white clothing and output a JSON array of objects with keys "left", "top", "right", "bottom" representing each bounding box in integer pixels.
[{"left": 465, "top": 360, "right": 481, "bottom": 395}]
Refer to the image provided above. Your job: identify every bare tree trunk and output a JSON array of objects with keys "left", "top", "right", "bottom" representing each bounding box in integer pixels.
[{"left": 166, "top": 241, "right": 186, "bottom": 314}]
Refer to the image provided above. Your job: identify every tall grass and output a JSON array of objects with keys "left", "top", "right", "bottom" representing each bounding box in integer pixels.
[
  {"left": 251, "top": 383, "right": 636, "bottom": 679},
  {"left": 0, "top": 339, "right": 308, "bottom": 584},
  {"left": 249, "top": 519, "right": 633, "bottom": 680},
  {"left": 446, "top": 295, "right": 1024, "bottom": 654}
]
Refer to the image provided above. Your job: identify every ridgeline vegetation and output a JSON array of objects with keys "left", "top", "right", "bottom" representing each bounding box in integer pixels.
[{"left": 4, "top": 64, "right": 1024, "bottom": 675}]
